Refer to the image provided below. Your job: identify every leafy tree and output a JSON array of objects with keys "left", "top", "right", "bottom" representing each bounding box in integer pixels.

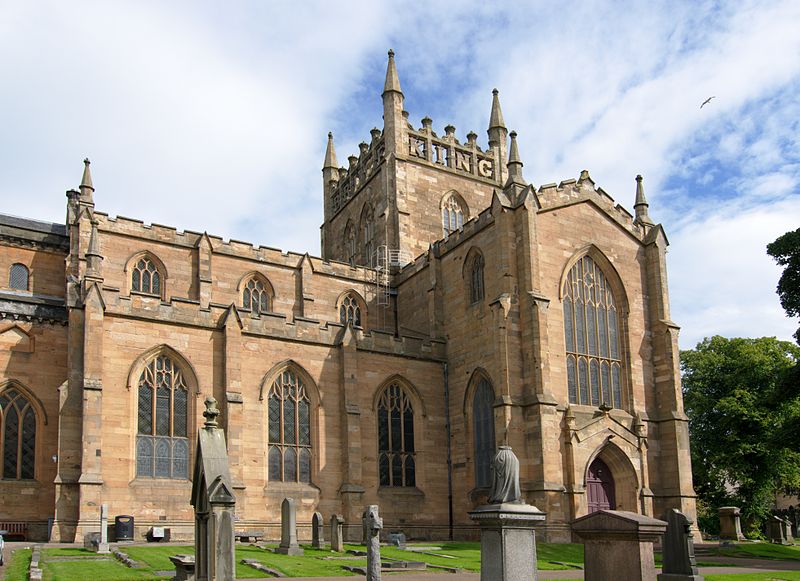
[
  {"left": 681, "top": 336, "right": 800, "bottom": 536},
  {"left": 767, "top": 228, "right": 800, "bottom": 343}
]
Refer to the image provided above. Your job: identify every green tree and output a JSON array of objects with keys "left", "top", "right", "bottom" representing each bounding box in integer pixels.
[
  {"left": 681, "top": 336, "right": 800, "bottom": 536},
  {"left": 767, "top": 227, "right": 800, "bottom": 343}
]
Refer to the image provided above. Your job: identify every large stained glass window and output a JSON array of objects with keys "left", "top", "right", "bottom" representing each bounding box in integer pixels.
[
  {"left": 563, "top": 256, "right": 623, "bottom": 408},
  {"left": 268, "top": 369, "right": 311, "bottom": 483},
  {"left": 0, "top": 388, "right": 36, "bottom": 480},
  {"left": 472, "top": 377, "right": 495, "bottom": 488},
  {"left": 377, "top": 382, "right": 415, "bottom": 487}
]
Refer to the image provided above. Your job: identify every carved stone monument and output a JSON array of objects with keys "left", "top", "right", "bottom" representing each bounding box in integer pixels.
[
  {"left": 190, "top": 397, "right": 237, "bottom": 581},
  {"left": 657, "top": 509, "right": 703, "bottom": 581},
  {"left": 364, "top": 505, "right": 383, "bottom": 581},
  {"left": 718, "top": 507, "right": 745, "bottom": 541},
  {"left": 97, "top": 504, "right": 110, "bottom": 554},
  {"left": 330, "top": 514, "right": 345, "bottom": 552},
  {"left": 573, "top": 510, "right": 667, "bottom": 581},
  {"left": 768, "top": 515, "right": 788, "bottom": 545},
  {"left": 468, "top": 446, "right": 546, "bottom": 581},
  {"left": 276, "top": 498, "right": 304, "bottom": 556},
  {"left": 311, "top": 511, "right": 324, "bottom": 549}
]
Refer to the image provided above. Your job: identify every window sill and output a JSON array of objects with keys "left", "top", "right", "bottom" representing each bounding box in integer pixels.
[
  {"left": 378, "top": 486, "right": 424, "bottom": 498},
  {"left": 262, "top": 481, "right": 320, "bottom": 496},
  {"left": 129, "top": 478, "right": 192, "bottom": 488}
]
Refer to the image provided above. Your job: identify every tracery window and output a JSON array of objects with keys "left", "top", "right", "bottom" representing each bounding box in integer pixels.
[
  {"left": 0, "top": 388, "right": 36, "bottom": 480},
  {"left": 267, "top": 369, "right": 312, "bottom": 483},
  {"left": 243, "top": 276, "right": 271, "bottom": 315},
  {"left": 563, "top": 255, "right": 623, "bottom": 408},
  {"left": 472, "top": 377, "right": 495, "bottom": 488},
  {"left": 131, "top": 256, "right": 161, "bottom": 296},
  {"left": 470, "top": 253, "right": 485, "bottom": 304},
  {"left": 136, "top": 355, "right": 189, "bottom": 479},
  {"left": 9, "top": 264, "right": 29, "bottom": 291},
  {"left": 442, "top": 194, "right": 465, "bottom": 237},
  {"left": 339, "top": 292, "right": 362, "bottom": 327},
  {"left": 377, "top": 382, "right": 415, "bottom": 487}
]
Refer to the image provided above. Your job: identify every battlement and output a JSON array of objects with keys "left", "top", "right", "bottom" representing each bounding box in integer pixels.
[{"left": 329, "top": 129, "right": 385, "bottom": 215}]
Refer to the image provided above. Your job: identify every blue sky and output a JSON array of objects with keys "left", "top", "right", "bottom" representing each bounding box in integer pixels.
[{"left": 0, "top": 0, "right": 798, "bottom": 348}]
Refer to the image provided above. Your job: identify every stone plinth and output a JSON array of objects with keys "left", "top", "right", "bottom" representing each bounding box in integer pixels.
[
  {"left": 718, "top": 507, "right": 745, "bottom": 541},
  {"left": 469, "top": 502, "right": 546, "bottom": 581},
  {"left": 572, "top": 510, "right": 667, "bottom": 581}
]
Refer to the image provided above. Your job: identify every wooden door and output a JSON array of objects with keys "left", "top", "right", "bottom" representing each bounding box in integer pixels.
[{"left": 587, "top": 458, "right": 616, "bottom": 513}]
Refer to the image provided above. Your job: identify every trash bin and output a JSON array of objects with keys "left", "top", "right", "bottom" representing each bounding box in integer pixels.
[{"left": 115, "top": 515, "right": 134, "bottom": 541}]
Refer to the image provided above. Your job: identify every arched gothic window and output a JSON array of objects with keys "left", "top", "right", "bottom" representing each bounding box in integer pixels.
[
  {"left": 9, "top": 263, "right": 29, "bottom": 291},
  {"left": 136, "top": 355, "right": 189, "bottom": 479},
  {"left": 268, "top": 369, "right": 312, "bottom": 483},
  {"left": 364, "top": 217, "right": 375, "bottom": 267},
  {"left": 563, "top": 255, "right": 623, "bottom": 408},
  {"left": 0, "top": 388, "right": 36, "bottom": 480},
  {"left": 345, "top": 223, "right": 356, "bottom": 266},
  {"left": 470, "top": 253, "right": 485, "bottom": 304},
  {"left": 243, "top": 276, "right": 271, "bottom": 315},
  {"left": 472, "top": 377, "right": 495, "bottom": 488},
  {"left": 131, "top": 256, "right": 162, "bottom": 296},
  {"left": 442, "top": 194, "right": 465, "bottom": 237},
  {"left": 339, "top": 292, "right": 362, "bottom": 327},
  {"left": 377, "top": 382, "right": 415, "bottom": 487}
]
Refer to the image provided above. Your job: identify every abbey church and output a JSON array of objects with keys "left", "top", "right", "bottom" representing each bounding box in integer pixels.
[{"left": 0, "top": 51, "right": 696, "bottom": 543}]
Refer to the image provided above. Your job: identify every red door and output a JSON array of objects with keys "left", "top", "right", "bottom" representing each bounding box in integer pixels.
[{"left": 587, "top": 458, "right": 616, "bottom": 513}]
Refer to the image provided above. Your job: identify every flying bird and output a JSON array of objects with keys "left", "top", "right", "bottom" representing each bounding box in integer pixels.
[{"left": 700, "top": 96, "right": 716, "bottom": 109}]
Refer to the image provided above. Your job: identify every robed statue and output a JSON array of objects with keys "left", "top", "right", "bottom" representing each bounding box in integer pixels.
[{"left": 487, "top": 446, "right": 521, "bottom": 504}]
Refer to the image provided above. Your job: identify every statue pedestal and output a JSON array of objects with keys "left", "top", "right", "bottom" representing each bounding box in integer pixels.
[{"left": 469, "top": 502, "right": 546, "bottom": 581}]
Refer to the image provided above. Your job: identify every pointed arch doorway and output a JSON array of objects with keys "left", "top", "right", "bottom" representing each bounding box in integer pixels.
[{"left": 587, "top": 457, "right": 616, "bottom": 513}]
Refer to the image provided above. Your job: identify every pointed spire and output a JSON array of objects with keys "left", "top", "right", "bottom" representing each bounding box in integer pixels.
[
  {"left": 323, "top": 132, "right": 338, "bottom": 169},
  {"left": 504, "top": 130, "right": 527, "bottom": 188},
  {"left": 85, "top": 220, "right": 104, "bottom": 279},
  {"left": 488, "top": 88, "right": 506, "bottom": 131},
  {"left": 633, "top": 174, "right": 653, "bottom": 226},
  {"left": 79, "top": 158, "right": 95, "bottom": 204},
  {"left": 383, "top": 49, "right": 403, "bottom": 96}
]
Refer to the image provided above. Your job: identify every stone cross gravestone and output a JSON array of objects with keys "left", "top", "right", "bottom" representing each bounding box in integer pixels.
[
  {"left": 190, "top": 397, "right": 237, "bottom": 581},
  {"left": 469, "top": 446, "right": 546, "bottom": 581},
  {"left": 657, "top": 509, "right": 703, "bottom": 581},
  {"left": 311, "top": 511, "right": 324, "bottom": 549},
  {"left": 276, "top": 498, "right": 304, "bottom": 556},
  {"left": 330, "top": 514, "right": 345, "bottom": 552},
  {"left": 718, "top": 507, "right": 745, "bottom": 541},
  {"left": 364, "top": 505, "right": 383, "bottom": 581}
]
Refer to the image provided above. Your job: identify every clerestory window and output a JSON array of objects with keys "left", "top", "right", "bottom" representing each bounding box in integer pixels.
[
  {"left": 442, "top": 193, "right": 466, "bottom": 237},
  {"left": 339, "top": 292, "right": 362, "bottom": 327},
  {"left": 267, "top": 369, "right": 312, "bottom": 483},
  {"left": 243, "top": 276, "right": 271, "bottom": 315},
  {"left": 377, "top": 382, "right": 415, "bottom": 487},
  {"left": 9, "top": 263, "right": 29, "bottom": 291},
  {"left": 131, "top": 256, "right": 162, "bottom": 296},
  {"left": 136, "top": 355, "right": 189, "bottom": 479},
  {"left": 563, "top": 255, "right": 623, "bottom": 408}
]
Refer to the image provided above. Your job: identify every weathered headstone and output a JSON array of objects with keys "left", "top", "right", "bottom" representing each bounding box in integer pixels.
[
  {"left": 718, "top": 507, "right": 745, "bottom": 541},
  {"left": 276, "top": 498, "right": 304, "bottom": 556},
  {"left": 388, "top": 531, "right": 406, "bottom": 549},
  {"left": 573, "top": 510, "right": 667, "bottom": 581},
  {"left": 783, "top": 517, "right": 794, "bottom": 544},
  {"left": 189, "top": 397, "right": 237, "bottom": 581},
  {"left": 311, "top": 511, "right": 324, "bottom": 549},
  {"left": 768, "top": 515, "right": 788, "bottom": 545},
  {"left": 657, "top": 509, "right": 703, "bottom": 581},
  {"left": 364, "top": 505, "right": 383, "bottom": 581},
  {"left": 468, "top": 446, "right": 546, "bottom": 581},
  {"left": 330, "top": 514, "right": 345, "bottom": 552},
  {"left": 97, "top": 504, "right": 110, "bottom": 554}
]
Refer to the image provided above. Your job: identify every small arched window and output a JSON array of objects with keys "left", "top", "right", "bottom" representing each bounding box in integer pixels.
[
  {"left": 0, "top": 388, "right": 36, "bottom": 480},
  {"left": 470, "top": 253, "right": 485, "bottom": 304},
  {"left": 472, "top": 377, "right": 495, "bottom": 488},
  {"left": 442, "top": 193, "right": 466, "bottom": 237},
  {"left": 339, "top": 292, "right": 362, "bottom": 327},
  {"left": 243, "top": 276, "right": 271, "bottom": 315},
  {"left": 9, "top": 263, "right": 29, "bottom": 291},
  {"left": 563, "top": 255, "right": 623, "bottom": 408},
  {"left": 377, "top": 382, "right": 415, "bottom": 487},
  {"left": 136, "top": 355, "right": 189, "bottom": 479},
  {"left": 131, "top": 256, "right": 162, "bottom": 296},
  {"left": 267, "top": 368, "right": 312, "bottom": 483}
]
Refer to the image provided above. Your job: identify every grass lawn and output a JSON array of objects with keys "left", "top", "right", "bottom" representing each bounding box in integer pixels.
[
  {"left": 705, "top": 574, "right": 800, "bottom": 581},
  {"left": 3, "top": 548, "right": 32, "bottom": 581},
  {"left": 707, "top": 542, "right": 800, "bottom": 561}
]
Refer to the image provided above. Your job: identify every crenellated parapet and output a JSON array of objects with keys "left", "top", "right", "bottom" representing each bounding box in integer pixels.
[{"left": 329, "top": 130, "right": 385, "bottom": 216}]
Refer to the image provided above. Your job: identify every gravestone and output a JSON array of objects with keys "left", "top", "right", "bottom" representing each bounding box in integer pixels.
[
  {"left": 388, "top": 531, "right": 406, "bottom": 549},
  {"left": 657, "top": 509, "right": 703, "bottom": 581},
  {"left": 276, "top": 498, "right": 304, "bottom": 556},
  {"left": 768, "top": 516, "right": 788, "bottom": 544},
  {"left": 468, "top": 446, "right": 546, "bottom": 581},
  {"left": 330, "top": 514, "right": 345, "bottom": 552},
  {"left": 189, "top": 397, "right": 237, "bottom": 581},
  {"left": 364, "top": 505, "right": 383, "bottom": 581},
  {"left": 573, "top": 510, "right": 667, "bottom": 581},
  {"left": 311, "top": 511, "right": 324, "bottom": 549},
  {"left": 718, "top": 507, "right": 745, "bottom": 541},
  {"left": 783, "top": 517, "right": 794, "bottom": 543},
  {"left": 98, "top": 504, "right": 110, "bottom": 554}
]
